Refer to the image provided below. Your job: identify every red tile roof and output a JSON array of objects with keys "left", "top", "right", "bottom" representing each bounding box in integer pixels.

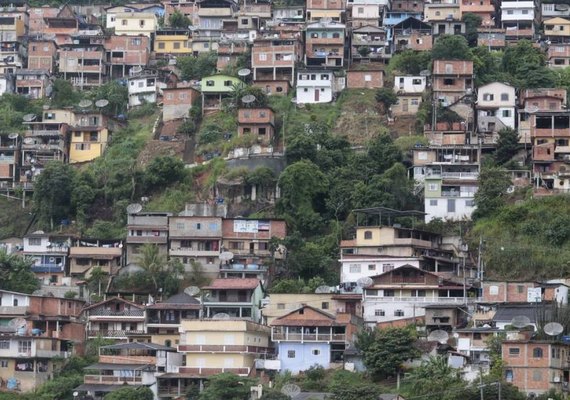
[{"left": 203, "top": 278, "right": 261, "bottom": 290}]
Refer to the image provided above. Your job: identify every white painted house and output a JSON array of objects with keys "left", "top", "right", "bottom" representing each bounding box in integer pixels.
[
  {"left": 339, "top": 256, "right": 422, "bottom": 284},
  {"left": 394, "top": 75, "right": 427, "bottom": 93},
  {"left": 128, "top": 74, "right": 157, "bottom": 107},
  {"left": 476, "top": 82, "right": 516, "bottom": 134},
  {"left": 296, "top": 70, "right": 341, "bottom": 104}
]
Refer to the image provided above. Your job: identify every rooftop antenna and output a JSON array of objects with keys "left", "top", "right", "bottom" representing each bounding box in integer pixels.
[
  {"left": 22, "top": 114, "right": 36, "bottom": 122},
  {"left": 357, "top": 276, "right": 373, "bottom": 288},
  {"left": 78, "top": 99, "right": 93, "bottom": 109},
  {"left": 544, "top": 322, "right": 564, "bottom": 338},
  {"left": 126, "top": 203, "right": 143, "bottom": 214},
  {"left": 184, "top": 286, "right": 200, "bottom": 296},
  {"left": 95, "top": 99, "right": 109, "bottom": 108},
  {"left": 511, "top": 315, "right": 532, "bottom": 328},
  {"left": 428, "top": 329, "right": 450, "bottom": 344}
]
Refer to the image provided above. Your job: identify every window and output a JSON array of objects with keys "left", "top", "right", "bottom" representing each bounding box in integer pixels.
[
  {"left": 224, "top": 80, "right": 233, "bottom": 86},
  {"left": 430, "top": 199, "right": 438, "bottom": 206},
  {"left": 509, "top": 347, "right": 520, "bottom": 356},
  {"left": 522, "top": 9, "right": 528, "bottom": 14},
  {"left": 259, "top": 53, "right": 267, "bottom": 61},
  {"left": 466, "top": 200, "right": 475, "bottom": 207},
  {"left": 320, "top": 74, "right": 329, "bottom": 80},
  {"left": 412, "top": 290, "right": 426, "bottom": 297},
  {"left": 517, "top": 285, "right": 524, "bottom": 294},
  {"left": 507, "top": 10, "right": 513, "bottom": 14},
  {"left": 287, "top": 350, "right": 295, "bottom": 358},
  {"left": 358, "top": 7, "right": 364, "bottom": 13},
  {"left": 322, "top": 302, "right": 329, "bottom": 309},
  {"left": 332, "top": 32, "right": 340, "bottom": 38},
  {"left": 173, "top": 42, "right": 181, "bottom": 49},
  {"left": 28, "top": 238, "right": 41, "bottom": 246},
  {"left": 132, "top": 38, "right": 141, "bottom": 46},
  {"left": 241, "top": 18, "right": 248, "bottom": 25},
  {"left": 428, "top": 183, "right": 439, "bottom": 191},
  {"left": 502, "top": 110, "right": 511, "bottom": 118},
  {"left": 383, "top": 263, "right": 394, "bottom": 272},
  {"left": 435, "top": 11, "right": 441, "bottom": 16},
  {"left": 501, "top": 93, "right": 509, "bottom": 101},
  {"left": 312, "top": 349, "right": 320, "bottom": 355},
  {"left": 443, "top": 78, "right": 455, "bottom": 86},
  {"left": 447, "top": 199, "right": 456, "bottom": 213},
  {"left": 368, "top": 264, "right": 375, "bottom": 271},
  {"left": 375, "top": 309, "right": 385, "bottom": 316},
  {"left": 121, "top": 19, "right": 127, "bottom": 25},
  {"left": 532, "top": 370, "right": 542, "bottom": 381},
  {"left": 384, "top": 290, "right": 395, "bottom": 297},
  {"left": 364, "top": 74, "right": 371, "bottom": 82},
  {"left": 75, "top": 143, "right": 91, "bottom": 151},
  {"left": 0, "top": 360, "right": 7, "bottom": 368},
  {"left": 505, "top": 369, "right": 513, "bottom": 382},
  {"left": 394, "top": 309, "right": 405, "bottom": 317},
  {"left": 13, "top": 299, "right": 18, "bottom": 306},
  {"left": 18, "top": 341, "right": 31, "bottom": 354},
  {"left": 0, "top": 341, "right": 9, "bottom": 349},
  {"left": 349, "top": 264, "right": 361, "bottom": 273},
  {"left": 473, "top": 333, "right": 482, "bottom": 340},
  {"left": 139, "top": 20, "right": 145, "bottom": 27},
  {"left": 364, "top": 230, "right": 373, "bottom": 239},
  {"left": 206, "top": 80, "right": 214, "bottom": 86},
  {"left": 483, "top": 93, "right": 494, "bottom": 101},
  {"left": 533, "top": 348, "right": 543, "bottom": 358}
]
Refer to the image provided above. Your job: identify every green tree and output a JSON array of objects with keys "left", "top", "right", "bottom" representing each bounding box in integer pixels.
[
  {"left": 387, "top": 50, "right": 431, "bottom": 75},
  {"left": 199, "top": 373, "right": 255, "bottom": 400},
  {"left": 169, "top": 10, "right": 191, "bottom": 28},
  {"left": 260, "top": 391, "right": 290, "bottom": 400},
  {"left": 90, "top": 81, "right": 129, "bottom": 116},
  {"left": 51, "top": 79, "right": 82, "bottom": 108},
  {"left": 375, "top": 88, "right": 398, "bottom": 113},
  {"left": 361, "top": 326, "right": 419, "bottom": 378},
  {"left": 33, "top": 162, "right": 75, "bottom": 230},
  {"left": 0, "top": 249, "right": 40, "bottom": 294},
  {"left": 104, "top": 386, "right": 154, "bottom": 400},
  {"left": 408, "top": 356, "right": 463, "bottom": 400},
  {"left": 331, "top": 384, "right": 381, "bottom": 400},
  {"left": 473, "top": 166, "right": 512, "bottom": 219},
  {"left": 462, "top": 13, "right": 482, "bottom": 47},
  {"left": 137, "top": 243, "right": 167, "bottom": 296},
  {"left": 144, "top": 155, "right": 186, "bottom": 190},
  {"left": 87, "top": 266, "right": 108, "bottom": 297},
  {"left": 494, "top": 127, "right": 520, "bottom": 165},
  {"left": 177, "top": 52, "right": 218, "bottom": 81},
  {"left": 432, "top": 35, "right": 472, "bottom": 60}
]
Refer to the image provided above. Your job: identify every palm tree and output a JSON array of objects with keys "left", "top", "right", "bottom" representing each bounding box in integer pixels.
[{"left": 136, "top": 244, "right": 166, "bottom": 296}]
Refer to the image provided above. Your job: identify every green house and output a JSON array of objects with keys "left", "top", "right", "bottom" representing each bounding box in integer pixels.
[{"left": 200, "top": 74, "right": 244, "bottom": 114}]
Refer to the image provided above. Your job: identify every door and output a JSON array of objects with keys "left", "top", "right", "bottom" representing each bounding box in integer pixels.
[
  {"left": 314, "top": 89, "right": 320, "bottom": 102},
  {"left": 447, "top": 199, "right": 456, "bottom": 213},
  {"left": 402, "top": 99, "right": 409, "bottom": 112}
]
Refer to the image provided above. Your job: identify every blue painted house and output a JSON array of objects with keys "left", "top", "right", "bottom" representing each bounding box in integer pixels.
[{"left": 271, "top": 305, "right": 358, "bottom": 374}]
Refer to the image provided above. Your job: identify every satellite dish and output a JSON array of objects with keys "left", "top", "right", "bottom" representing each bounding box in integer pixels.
[
  {"left": 357, "top": 276, "right": 374, "bottom": 288},
  {"left": 95, "top": 99, "right": 109, "bottom": 108},
  {"left": 8, "top": 133, "right": 18, "bottom": 139},
  {"left": 506, "top": 186, "right": 515, "bottom": 194},
  {"left": 8, "top": 318, "right": 26, "bottom": 330},
  {"left": 184, "top": 286, "right": 200, "bottom": 296},
  {"left": 511, "top": 315, "right": 532, "bottom": 328},
  {"left": 315, "top": 285, "right": 331, "bottom": 294},
  {"left": 428, "top": 329, "right": 450, "bottom": 344},
  {"left": 525, "top": 105, "right": 539, "bottom": 113},
  {"left": 544, "top": 322, "right": 564, "bottom": 336},
  {"left": 131, "top": 65, "right": 143, "bottom": 74},
  {"left": 281, "top": 384, "right": 301, "bottom": 398},
  {"left": 189, "top": 25, "right": 198, "bottom": 31},
  {"left": 212, "top": 313, "right": 231, "bottom": 320},
  {"left": 419, "top": 69, "right": 431, "bottom": 76},
  {"left": 126, "top": 203, "right": 143, "bottom": 214},
  {"left": 219, "top": 251, "right": 234, "bottom": 261},
  {"left": 241, "top": 94, "right": 256, "bottom": 104},
  {"left": 238, "top": 68, "right": 251, "bottom": 77},
  {"left": 73, "top": 392, "right": 79, "bottom": 397},
  {"left": 78, "top": 99, "right": 93, "bottom": 108},
  {"left": 22, "top": 114, "right": 36, "bottom": 122},
  {"left": 23, "top": 137, "right": 34, "bottom": 144}
]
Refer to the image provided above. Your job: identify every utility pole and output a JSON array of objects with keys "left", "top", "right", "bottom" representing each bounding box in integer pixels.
[{"left": 479, "top": 368, "right": 484, "bottom": 400}]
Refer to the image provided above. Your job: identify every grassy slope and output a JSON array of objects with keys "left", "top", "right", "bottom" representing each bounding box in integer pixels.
[{"left": 0, "top": 197, "right": 34, "bottom": 239}]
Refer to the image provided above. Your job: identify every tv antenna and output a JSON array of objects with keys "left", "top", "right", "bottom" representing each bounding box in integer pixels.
[
  {"left": 8, "top": 133, "right": 18, "bottom": 140},
  {"left": 524, "top": 105, "right": 539, "bottom": 113},
  {"left": 212, "top": 313, "right": 231, "bottom": 320},
  {"left": 428, "top": 329, "right": 450, "bottom": 344},
  {"left": 419, "top": 69, "right": 431, "bottom": 77},
  {"left": 511, "top": 315, "right": 532, "bottom": 328},
  {"left": 281, "top": 384, "right": 301, "bottom": 398},
  {"left": 126, "top": 203, "right": 143, "bottom": 214},
  {"left": 219, "top": 251, "right": 234, "bottom": 262}
]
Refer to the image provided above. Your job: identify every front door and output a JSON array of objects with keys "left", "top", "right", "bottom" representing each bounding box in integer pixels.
[
  {"left": 402, "top": 99, "right": 409, "bottom": 112},
  {"left": 314, "top": 89, "right": 320, "bottom": 102}
]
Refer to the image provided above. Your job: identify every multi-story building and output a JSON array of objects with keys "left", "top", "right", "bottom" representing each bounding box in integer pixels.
[
  {"left": 126, "top": 211, "right": 171, "bottom": 266},
  {"left": 216, "top": 40, "right": 249, "bottom": 71},
  {"left": 456, "top": 327, "right": 503, "bottom": 365},
  {"left": 476, "top": 81, "right": 516, "bottom": 140},
  {"left": 23, "top": 232, "right": 71, "bottom": 285},
  {"left": 518, "top": 88, "right": 566, "bottom": 144},
  {"left": 109, "top": 12, "right": 158, "bottom": 37},
  {"left": 41, "top": 5, "right": 80, "bottom": 46},
  {"left": 201, "top": 278, "right": 265, "bottom": 322},
  {"left": 197, "top": 0, "right": 237, "bottom": 38},
  {"left": 432, "top": 60, "right": 474, "bottom": 122},
  {"left": 542, "top": 3, "right": 570, "bottom": 20},
  {"left": 544, "top": 17, "right": 570, "bottom": 43},
  {"left": 27, "top": 40, "right": 58, "bottom": 73},
  {"left": 480, "top": 280, "right": 568, "bottom": 304},
  {"left": 391, "top": 75, "right": 426, "bottom": 116},
  {"left": 168, "top": 215, "right": 222, "bottom": 277},
  {"left": 306, "top": 0, "right": 346, "bottom": 22},
  {"left": 0, "top": 11, "right": 27, "bottom": 75},
  {"left": 273, "top": 2, "right": 305, "bottom": 21},
  {"left": 305, "top": 20, "right": 345, "bottom": 68},
  {"left": 14, "top": 70, "right": 50, "bottom": 99},
  {"left": 68, "top": 239, "right": 123, "bottom": 279},
  {"left": 251, "top": 33, "right": 302, "bottom": 85},
  {"left": 104, "top": 35, "right": 150, "bottom": 79},
  {"left": 296, "top": 70, "right": 341, "bottom": 104},
  {"left": 460, "top": 0, "right": 495, "bottom": 25},
  {"left": 237, "top": 107, "right": 275, "bottom": 146},
  {"left": 58, "top": 34, "right": 106, "bottom": 89},
  {"left": 477, "top": 28, "right": 506, "bottom": 49},
  {"left": 548, "top": 43, "right": 570, "bottom": 68},
  {"left": 351, "top": 25, "right": 387, "bottom": 64},
  {"left": 162, "top": 83, "right": 200, "bottom": 122},
  {"left": 349, "top": 0, "right": 383, "bottom": 27},
  {"left": 200, "top": 74, "right": 243, "bottom": 115},
  {"left": 0, "top": 133, "right": 19, "bottom": 185},
  {"left": 83, "top": 297, "right": 146, "bottom": 340},
  {"left": 271, "top": 305, "right": 360, "bottom": 373},
  {"left": 500, "top": 0, "right": 536, "bottom": 41},
  {"left": 127, "top": 72, "right": 157, "bottom": 108},
  {"left": 424, "top": 2, "right": 464, "bottom": 36},
  {"left": 154, "top": 29, "right": 192, "bottom": 58},
  {"left": 69, "top": 110, "right": 109, "bottom": 163},
  {"left": 391, "top": 17, "right": 433, "bottom": 52}
]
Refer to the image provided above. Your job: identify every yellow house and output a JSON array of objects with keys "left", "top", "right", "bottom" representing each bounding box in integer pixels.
[
  {"left": 114, "top": 12, "right": 157, "bottom": 37},
  {"left": 69, "top": 112, "right": 109, "bottom": 163},
  {"left": 262, "top": 293, "right": 336, "bottom": 325},
  {"left": 154, "top": 29, "right": 192, "bottom": 56},
  {"left": 424, "top": 4, "right": 461, "bottom": 21},
  {"left": 177, "top": 319, "right": 270, "bottom": 376},
  {"left": 545, "top": 17, "right": 570, "bottom": 37}
]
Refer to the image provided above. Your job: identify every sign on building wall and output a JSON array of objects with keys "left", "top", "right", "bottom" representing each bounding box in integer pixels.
[
  {"left": 233, "top": 220, "right": 270, "bottom": 233},
  {"left": 527, "top": 287, "right": 542, "bottom": 303}
]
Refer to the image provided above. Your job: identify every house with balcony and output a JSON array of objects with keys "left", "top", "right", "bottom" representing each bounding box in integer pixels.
[
  {"left": 104, "top": 35, "right": 150, "bottom": 79},
  {"left": 460, "top": 0, "right": 495, "bottom": 25},
  {"left": 58, "top": 35, "right": 106, "bottom": 89},
  {"left": 548, "top": 43, "right": 570, "bottom": 68},
  {"left": 251, "top": 33, "right": 303, "bottom": 85},
  {"left": 0, "top": 11, "right": 27, "bottom": 75},
  {"left": 424, "top": 304, "right": 468, "bottom": 332},
  {"left": 42, "top": 5, "right": 80, "bottom": 46},
  {"left": 28, "top": 6, "right": 58, "bottom": 36},
  {"left": 455, "top": 327, "right": 503, "bottom": 365},
  {"left": 200, "top": 74, "right": 243, "bottom": 115},
  {"left": 383, "top": 10, "right": 424, "bottom": 45},
  {"left": 83, "top": 297, "right": 146, "bottom": 340},
  {"left": 197, "top": 0, "right": 237, "bottom": 38},
  {"left": 273, "top": 1, "right": 305, "bottom": 22},
  {"left": 350, "top": 0, "right": 382, "bottom": 28},
  {"left": 14, "top": 70, "right": 50, "bottom": 99},
  {"left": 432, "top": 60, "right": 474, "bottom": 122},
  {"left": 477, "top": 28, "right": 506, "bottom": 49},
  {"left": 154, "top": 29, "right": 192, "bottom": 58},
  {"left": 20, "top": 108, "right": 72, "bottom": 182},
  {"left": 126, "top": 212, "right": 171, "bottom": 267},
  {"left": 168, "top": 215, "right": 222, "bottom": 278},
  {"left": 109, "top": 12, "right": 158, "bottom": 37},
  {"left": 544, "top": 17, "right": 570, "bottom": 43},
  {"left": 305, "top": 20, "right": 345, "bottom": 68},
  {"left": 221, "top": 218, "right": 286, "bottom": 271},
  {"left": 128, "top": 73, "right": 157, "bottom": 108},
  {"left": 306, "top": 0, "right": 346, "bottom": 22},
  {"left": 0, "top": 133, "right": 19, "bottom": 185},
  {"left": 201, "top": 278, "right": 264, "bottom": 322},
  {"left": 424, "top": 3, "right": 465, "bottom": 36},
  {"left": 518, "top": 88, "right": 566, "bottom": 144},
  {"left": 391, "top": 75, "right": 426, "bottom": 116},
  {"left": 362, "top": 264, "right": 474, "bottom": 326},
  {"left": 500, "top": 0, "right": 536, "bottom": 42},
  {"left": 340, "top": 255, "right": 423, "bottom": 286},
  {"left": 23, "top": 232, "right": 71, "bottom": 285},
  {"left": 146, "top": 292, "right": 200, "bottom": 347},
  {"left": 105, "top": 3, "right": 164, "bottom": 28},
  {"left": 271, "top": 305, "right": 360, "bottom": 374},
  {"left": 351, "top": 25, "right": 387, "bottom": 64},
  {"left": 542, "top": 3, "right": 570, "bottom": 20},
  {"left": 217, "top": 39, "right": 248, "bottom": 71},
  {"left": 76, "top": 341, "right": 180, "bottom": 399},
  {"left": 27, "top": 39, "right": 58, "bottom": 73},
  {"left": 69, "top": 110, "right": 109, "bottom": 163},
  {"left": 391, "top": 17, "right": 433, "bottom": 52},
  {"left": 159, "top": 319, "right": 270, "bottom": 396},
  {"left": 476, "top": 81, "right": 516, "bottom": 140},
  {"left": 237, "top": 107, "right": 275, "bottom": 146},
  {"left": 68, "top": 239, "right": 123, "bottom": 280}
]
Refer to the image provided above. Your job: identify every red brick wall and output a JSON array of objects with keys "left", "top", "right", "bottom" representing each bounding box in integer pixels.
[
  {"left": 163, "top": 87, "right": 200, "bottom": 106},
  {"left": 503, "top": 342, "right": 554, "bottom": 393},
  {"left": 0, "top": 164, "right": 12, "bottom": 179},
  {"left": 29, "top": 297, "right": 85, "bottom": 318},
  {"left": 346, "top": 70, "right": 384, "bottom": 89},
  {"left": 252, "top": 81, "right": 290, "bottom": 96},
  {"left": 222, "top": 219, "right": 287, "bottom": 239}
]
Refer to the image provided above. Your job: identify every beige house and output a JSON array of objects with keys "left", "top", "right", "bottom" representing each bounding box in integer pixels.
[{"left": 544, "top": 17, "right": 570, "bottom": 39}]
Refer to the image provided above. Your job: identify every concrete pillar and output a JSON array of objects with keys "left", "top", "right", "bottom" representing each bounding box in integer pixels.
[{"left": 251, "top": 184, "right": 257, "bottom": 201}]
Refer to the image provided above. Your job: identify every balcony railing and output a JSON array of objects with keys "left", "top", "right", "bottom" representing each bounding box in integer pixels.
[
  {"left": 441, "top": 172, "right": 479, "bottom": 179},
  {"left": 365, "top": 296, "right": 476, "bottom": 303},
  {"left": 441, "top": 191, "right": 476, "bottom": 198},
  {"left": 178, "top": 366, "right": 250, "bottom": 376},
  {"left": 87, "top": 330, "right": 145, "bottom": 337},
  {"left": 84, "top": 375, "right": 142, "bottom": 384},
  {"left": 177, "top": 344, "right": 271, "bottom": 354},
  {"left": 89, "top": 309, "right": 144, "bottom": 317},
  {"left": 271, "top": 332, "right": 346, "bottom": 342}
]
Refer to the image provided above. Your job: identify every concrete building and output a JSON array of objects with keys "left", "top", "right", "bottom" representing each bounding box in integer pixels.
[
  {"left": 306, "top": 0, "right": 346, "bottom": 22},
  {"left": 109, "top": 12, "right": 158, "bottom": 37},
  {"left": 392, "top": 75, "right": 426, "bottom": 116},
  {"left": 127, "top": 73, "right": 158, "bottom": 108},
  {"left": 27, "top": 40, "right": 58, "bottom": 73},
  {"left": 476, "top": 82, "right": 516, "bottom": 139},
  {"left": 500, "top": 0, "right": 536, "bottom": 41},
  {"left": 69, "top": 111, "right": 110, "bottom": 163},
  {"left": 104, "top": 35, "right": 150, "bottom": 79},
  {"left": 237, "top": 107, "right": 275, "bottom": 146},
  {"left": 14, "top": 70, "right": 50, "bottom": 99},
  {"left": 68, "top": 239, "right": 123, "bottom": 280},
  {"left": 154, "top": 29, "right": 193, "bottom": 57},
  {"left": 126, "top": 212, "right": 171, "bottom": 266},
  {"left": 251, "top": 33, "right": 302, "bottom": 85},
  {"left": 305, "top": 20, "right": 345, "bottom": 68},
  {"left": 201, "top": 278, "right": 265, "bottom": 322},
  {"left": 83, "top": 297, "right": 146, "bottom": 340},
  {"left": 23, "top": 232, "right": 71, "bottom": 285},
  {"left": 200, "top": 74, "right": 243, "bottom": 115}
]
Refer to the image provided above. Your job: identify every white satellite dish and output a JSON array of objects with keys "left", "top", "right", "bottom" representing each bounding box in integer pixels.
[
  {"left": 8, "top": 133, "right": 18, "bottom": 140},
  {"left": 131, "top": 65, "right": 143, "bottom": 75},
  {"left": 95, "top": 99, "right": 109, "bottom": 108},
  {"left": 22, "top": 114, "right": 36, "bottom": 122},
  {"left": 241, "top": 94, "right": 256, "bottom": 104},
  {"left": 78, "top": 99, "right": 93, "bottom": 108},
  {"left": 281, "top": 384, "right": 301, "bottom": 398},
  {"left": 212, "top": 313, "right": 231, "bottom": 320},
  {"left": 219, "top": 251, "right": 234, "bottom": 261},
  {"left": 315, "top": 285, "right": 331, "bottom": 294},
  {"left": 544, "top": 322, "right": 564, "bottom": 336},
  {"left": 525, "top": 105, "right": 539, "bottom": 113},
  {"left": 428, "top": 329, "right": 450, "bottom": 344},
  {"left": 126, "top": 203, "right": 143, "bottom": 214},
  {"left": 8, "top": 318, "right": 26, "bottom": 330},
  {"left": 419, "top": 69, "right": 431, "bottom": 77},
  {"left": 23, "top": 137, "right": 34, "bottom": 144},
  {"left": 357, "top": 276, "right": 374, "bottom": 288},
  {"left": 506, "top": 186, "right": 515, "bottom": 194},
  {"left": 189, "top": 25, "right": 198, "bottom": 31},
  {"left": 184, "top": 286, "right": 200, "bottom": 296},
  {"left": 511, "top": 315, "right": 532, "bottom": 328},
  {"left": 238, "top": 68, "right": 251, "bottom": 77}
]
